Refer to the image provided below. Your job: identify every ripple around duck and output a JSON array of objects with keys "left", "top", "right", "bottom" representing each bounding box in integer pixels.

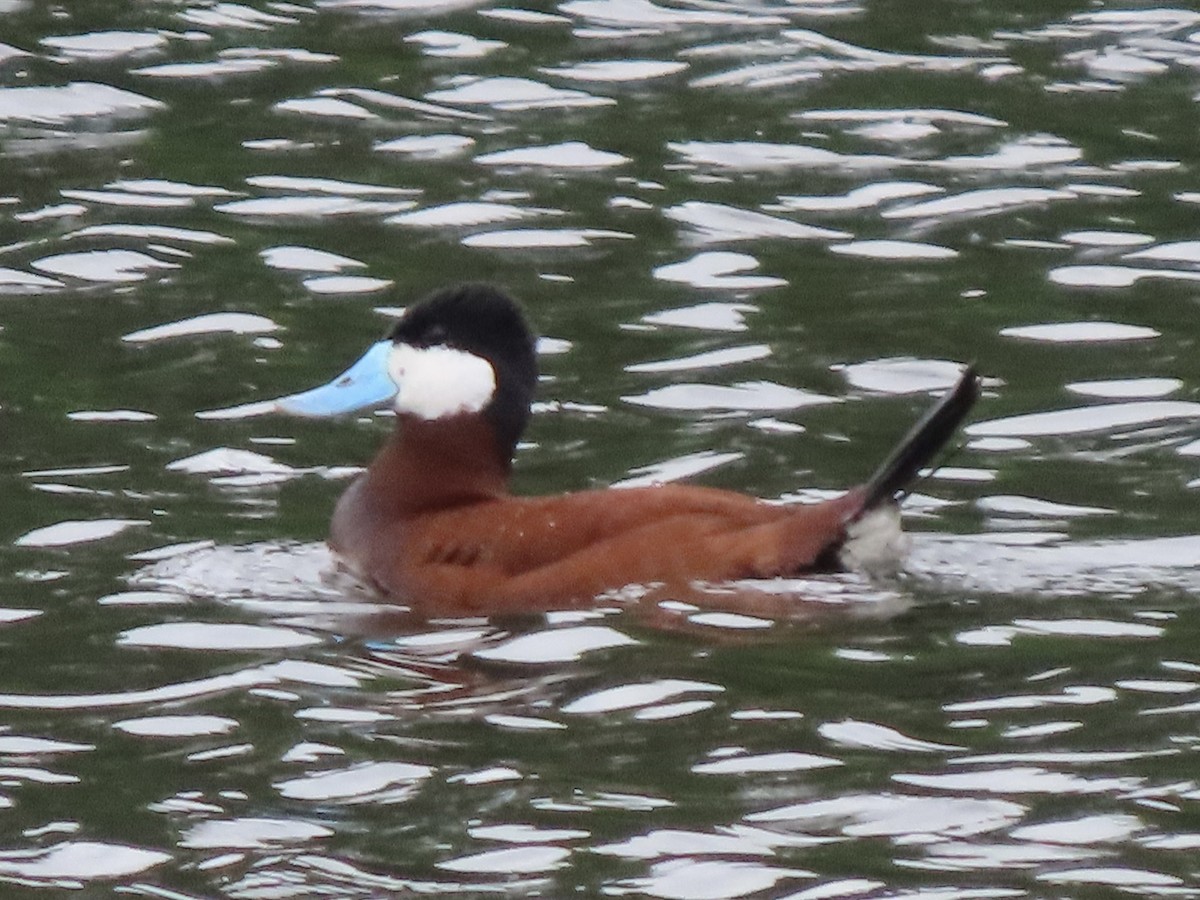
[
  {"left": 909, "top": 533, "right": 1200, "bottom": 597},
  {"left": 118, "top": 622, "right": 323, "bottom": 651}
]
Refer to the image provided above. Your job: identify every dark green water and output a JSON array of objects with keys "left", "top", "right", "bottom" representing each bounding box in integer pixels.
[{"left": 2, "top": 1, "right": 1200, "bottom": 896}]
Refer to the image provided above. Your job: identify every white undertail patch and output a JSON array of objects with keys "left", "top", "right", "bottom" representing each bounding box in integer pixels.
[
  {"left": 389, "top": 343, "right": 496, "bottom": 420},
  {"left": 839, "top": 505, "right": 908, "bottom": 574}
]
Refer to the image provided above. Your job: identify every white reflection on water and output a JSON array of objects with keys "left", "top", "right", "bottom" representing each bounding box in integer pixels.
[
  {"left": 122, "top": 312, "right": 279, "bottom": 343},
  {"left": 562, "top": 679, "right": 721, "bottom": 714},
  {"left": 838, "top": 358, "right": 969, "bottom": 394},
  {"left": 1050, "top": 264, "right": 1200, "bottom": 288},
  {"left": 14, "top": 518, "right": 148, "bottom": 548},
  {"left": 216, "top": 195, "right": 414, "bottom": 217},
  {"left": 653, "top": 252, "right": 786, "bottom": 290},
  {"left": 388, "top": 199, "right": 546, "bottom": 227},
  {"left": 966, "top": 401, "right": 1200, "bottom": 437},
  {"left": 1061, "top": 229, "right": 1153, "bottom": 246},
  {"left": 819, "top": 720, "right": 964, "bottom": 754},
  {"left": 40, "top": 31, "right": 168, "bottom": 60},
  {"left": 462, "top": 227, "right": 633, "bottom": 248},
  {"left": 60, "top": 188, "right": 197, "bottom": 208},
  {"left": 977, "top": 495, "right": 1112, "bottom": 518},
  {"left": 275, "top": 761, "right": 434, "bottom": 803},
  {"left": 829, "top": 240, "right": 957, "bottom": 260},
  {"left": 607, "top": 858, "right": 813, "bottom": 900},
  {"left": 261, "top": 245, "right": 364, "bottom": 272},
  {"left": 475, "top": 140, "right": 629, "bottom": 168},
  {"left": 303, "top": 274, "right": 393, "bottom": 295},
  {"left": 406, "top": 29, "right": 506, "bottom": 58},
  {"left": 31, "top": 248, "right": 179, "bottom": 283},
  {"left": 165, "top": 447, "right": 298, "bottom": 479},
  {"left": 915, "top": 530, "right": 1200, "bottom": 596},
  {"left": 1038, "top": 867, "right": 1183, "bottom": 888},
  {"left": 115, "top": 715, "right": 239, "bottom": 737},
  {"left": 902, "top": 768, "right": 1142, "bottom": 796},
  {"left": 246, "top": 175, "right": 416, "bottom": 196},
  {"left": 882, "top": 187, "right": 1076, "bottom": 221},
  {"left": 622, "top": 381, "right": 837, "bottom": 412},
  {"left": 0, "top": 660, "right": 366, "bottom": 709},
  {"left": 275, "top": 95, "right": 378, "bottom": 120},
  {"left": 771, "top": 180, "right": 943, "bottom": 212},
  {"left": 665, "top": 201, "right": 850, "bottom": 242},
  {"left": 626, "top": 345, "right": 772, "bottom": 374},
  {"left": 542, "top": 59, "right": 687, "bottom": 82},
  {"left": 134, "top": 58, "right": 278, "bottom": 79},
  {"left": 1065, "top": 377, "right": 1182, "bottom": 399},
  {"left": 1000, "top": 321, "right": 1160, "bottom": 343},
  {"left": 0, "top": 736, "right": 91, "bottom": 753},
  {"left": 562, "top": 0, "right": 786, "bottom": 29},
  {"left": 118, "top": 622, "right": 322, "bottom": 651},
  {"left": 437, "top": 845, "right": 570, "bottom": 874},
  {"left": 748, "top": 793, "right": 1026, "bottom": 837},
  {"left": 0, "top": 266, "right": 62, "bottom": 291},
  {"left": 693, "top": 752, "right": 842, "bottom": 775},
  {"left": 66, "top": 223, "right": 234, "bottom": 246},
  {"left": 0, "top": 82, "right": 163, "bottom": 125},
  {"left": 177, "top": 3, "right": 298, "bottom": 30},
  {"left": 182, "top": 816, "right": 333, "bottom": 850},
  {"left": 0, "top": 841, "right": 171, "bottom": 888},
  {"left": 426, "top": 76, "right": 613, "bottom": 110},
  {"left": 375, "top": 132, "right": 475, "bottom": 157},
  {"left": 473, "top": 625, "right": 638, "bottom": 664},
  {"left": 639, "top": 301, "right": 756, "bottom": 331}
]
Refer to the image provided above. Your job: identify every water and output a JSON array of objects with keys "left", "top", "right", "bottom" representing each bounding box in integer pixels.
[{"left": 3, "top": 0, "right": 1200, "bottom": 896}]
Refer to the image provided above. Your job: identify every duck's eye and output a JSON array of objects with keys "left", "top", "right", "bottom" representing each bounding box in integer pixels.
[{"left": 422, "top": 324, "right": 448, "bottom": 346}]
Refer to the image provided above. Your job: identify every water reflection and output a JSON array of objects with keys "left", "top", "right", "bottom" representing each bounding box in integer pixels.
[{"left": 4, "top": 0, "right": 1200, "bottom": 896}]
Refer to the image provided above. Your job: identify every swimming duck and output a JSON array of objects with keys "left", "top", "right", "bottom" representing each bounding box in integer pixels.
[{"left": 275, "top": 283, "right": 980, "bottom": 616}]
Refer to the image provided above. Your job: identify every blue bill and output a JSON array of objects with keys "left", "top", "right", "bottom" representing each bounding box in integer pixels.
[{"left": 277, "top": 340, "right": 396, "bottom": 417}]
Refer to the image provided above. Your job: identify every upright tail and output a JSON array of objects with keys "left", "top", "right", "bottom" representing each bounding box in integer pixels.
[{"left": 851, "top": 365, "right": 981, "bottom": 522}]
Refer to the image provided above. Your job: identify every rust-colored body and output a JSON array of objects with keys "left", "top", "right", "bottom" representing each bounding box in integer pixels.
[{"left": 330, "top": 415, "right": 864, "bottom": 615}]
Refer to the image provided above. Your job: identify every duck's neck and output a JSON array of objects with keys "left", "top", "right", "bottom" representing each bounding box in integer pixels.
[
  {"left": 369, "top": 414, "right": 513, "bottom": 514},
  {"left": 340, "top": 413, "right": 511, "bottom": 528}
]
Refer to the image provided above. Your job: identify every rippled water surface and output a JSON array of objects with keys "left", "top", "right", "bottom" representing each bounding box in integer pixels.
[{"left": 3, "top": 1, "right": 1200, "bottom": 896}]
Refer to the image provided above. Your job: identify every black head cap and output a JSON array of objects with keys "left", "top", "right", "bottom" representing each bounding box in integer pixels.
[{"left": 389, "top": 283, "right": 538, "bottom": 459}]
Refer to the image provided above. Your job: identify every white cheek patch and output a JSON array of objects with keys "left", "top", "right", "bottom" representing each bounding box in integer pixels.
[{"left": 388, "top": 343, "right": 497, "bottom": 420}]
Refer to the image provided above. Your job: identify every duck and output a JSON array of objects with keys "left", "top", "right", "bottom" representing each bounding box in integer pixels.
[{"left": 272, "top": 283, "right": 980, "bottom": 617}]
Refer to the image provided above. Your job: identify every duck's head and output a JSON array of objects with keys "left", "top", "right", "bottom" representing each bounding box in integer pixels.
[{"left": 281, "top": 283, "right": 538, "bottom": 456}]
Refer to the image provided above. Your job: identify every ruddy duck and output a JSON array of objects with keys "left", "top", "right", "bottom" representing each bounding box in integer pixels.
[{"left": 274, "top": 283, "right": 980, "bottom": 616}]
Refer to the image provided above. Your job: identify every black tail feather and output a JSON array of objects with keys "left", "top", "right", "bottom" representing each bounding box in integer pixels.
[{"left": 851, "top": 365, "right": 981, "bottom": 520}]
